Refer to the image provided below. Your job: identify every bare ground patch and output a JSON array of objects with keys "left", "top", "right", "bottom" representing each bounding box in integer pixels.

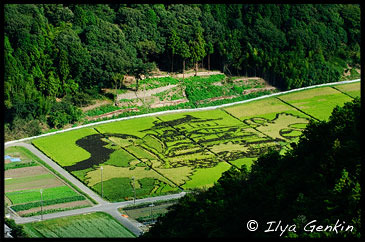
[
  {"left": 81, "top": 100, "right": 113, "bottom": 112},
  {"left": 150, "top": 98, "right": 189, "bottom": 108},
  {"left": 5, "top": 177, "right": 64, "bottom": 193},
  {"left": 5, "top": 166, "right": 48, "bottom": 179}
]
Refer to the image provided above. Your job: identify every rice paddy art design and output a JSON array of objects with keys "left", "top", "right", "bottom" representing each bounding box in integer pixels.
[{"left": 60, "top": 112, "right": 309, "bottom": 200}]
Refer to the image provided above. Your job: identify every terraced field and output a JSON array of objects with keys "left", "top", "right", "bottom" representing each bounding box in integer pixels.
[{"left": 31, "top": 82, "right": 360, "bottom": 202}]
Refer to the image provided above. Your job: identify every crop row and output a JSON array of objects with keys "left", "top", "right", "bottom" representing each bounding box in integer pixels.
[
  {"left": 6, "top": 185, "right": 81, "bottom": 204},
  {"left": 11, "top": 195, "right": 86, "bottom": 212},
  {"left": 22, "top": 212, "right": 135, "bottom": 238}
]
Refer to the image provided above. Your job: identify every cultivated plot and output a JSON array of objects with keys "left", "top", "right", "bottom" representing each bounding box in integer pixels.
[
  {"left": 21, "top": 212, "right": 136, "bottom": 238},
  {"left": 330, "top": 82, "right": 361, "bottom": 98},
  {"left": 277, "top": 86, "right": 353, "bottom": 121},
  {"left": 4, "top": 146, "right": 92, "bottom": 217},
  {"left": 30, "top": 82, "right": 359, "bottom": 202}
]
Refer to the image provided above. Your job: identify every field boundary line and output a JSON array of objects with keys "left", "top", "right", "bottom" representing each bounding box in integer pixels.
[
  {"left": 5, "top": 79, "right": 360, "bottom": 145},
  {"left": 329, "top": 85, "right": 355, "bottom": 99},
  {"left": 221, "top": 109, "right": 284, "bottom": 144},
  {"left": 275, "top": 97, "right": 321, "bottom": 122}
]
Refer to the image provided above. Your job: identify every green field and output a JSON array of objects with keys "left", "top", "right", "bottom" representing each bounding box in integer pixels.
[
  {"left": 32, "top": 128, "right": 99, "bottom": 167},
  {"left": 31, "top": 82, "right": 360, "bottom": 202},
  {"left": 6, "top": 186, "right": 80, "bottom": 204},
  {"left": 277, "top": 86, "right": 353, "bottom": 121},
  {"left": 22, "top": 212, "right": 135, "bottom": 238},
  {"left": 331, "top": 82, "right": 361, "bottom": 98}
]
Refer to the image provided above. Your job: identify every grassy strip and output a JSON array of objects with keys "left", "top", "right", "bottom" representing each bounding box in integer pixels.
[
  {"left": 123, "top": 198, "right": 179, "bottom": 210},
  {"left": 20, "top": 204, "right": 90, "bottom": 217},
  {"left": 11, "top": 195, "right": 85, "bottom": 212},
  {"left": 84, "top": 104, "right": 121, "bottom": 117},
  {"left": 139, "top": 76, "right": 181, "bottom": 90},
  {"left": 5, "top": 161, "right": 38, "bottom": 170}
]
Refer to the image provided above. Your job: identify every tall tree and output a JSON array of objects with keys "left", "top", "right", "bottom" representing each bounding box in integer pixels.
[
  {"left": 176, "top": 41, "right": 191, "bottom": 79},
  {"left": 189, "top": 27, "right": 206, "bottom": 76},
  {"left": 167, "top": 29, "right": 180, "bottom": 73}
]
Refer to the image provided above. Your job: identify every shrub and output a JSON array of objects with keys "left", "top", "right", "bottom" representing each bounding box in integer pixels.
[{"left": 47, "top": 100, "right": 82, "bottom": 128}]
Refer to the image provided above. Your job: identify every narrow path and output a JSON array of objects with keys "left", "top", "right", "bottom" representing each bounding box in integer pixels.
[{"left": 117, "top": 84, "right": 178, "bottom": 101}]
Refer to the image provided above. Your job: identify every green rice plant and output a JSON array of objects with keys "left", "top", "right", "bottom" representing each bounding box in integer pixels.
[
  {"left": 331, "top": 82, "right": 360, "bottom": 98},
  {"left": 95, "top": 116, "right": 157, "bottom": 138},
  {"left": 224, "top": 97, "right": 302, "bottom": 120},
  {"left": 278, "top": 86, "right": 353, "bottom": 120},
  {"left": 32, "top": 128, "right": 99, "bottom": 167},
  {"left": 103, "top": 149, "right": 136, "bottom": 167},
  {"left": 183, "top": 162, "right": 231, "bottom": 189},
  {"left": 32, "top": 81, "right": 359, "bottom": 203}
]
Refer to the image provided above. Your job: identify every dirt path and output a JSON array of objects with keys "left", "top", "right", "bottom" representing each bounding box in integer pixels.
[
  {"left": 169, "top": 70, "right": 222, "bottom": 79},
  {"left": 117, "top": 84, "right": 178, "bottom": 101},
  {"left": 150, "top": 98, "right": 189, "bottom": 109},
  {"left": 81, "top": 100, "right": 113, "bottom": 112},
  {"left": 146, "top": 70, "right": 223, "bottom": 79}
]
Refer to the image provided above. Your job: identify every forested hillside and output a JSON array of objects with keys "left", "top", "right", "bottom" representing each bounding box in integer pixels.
[{"left": 4, "top": 4, "right": 360, "bottom": 140}]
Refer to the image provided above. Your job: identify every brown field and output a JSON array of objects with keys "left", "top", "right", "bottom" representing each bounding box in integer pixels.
[
  {"left": 17, "top": 200, "right": 92, "bottom": 216},
  {"left": 5, "top": 165, "right": 48, "bottom": 179},
  {"left": 5, "top": 176, "right": 64, "bottom": 193}
]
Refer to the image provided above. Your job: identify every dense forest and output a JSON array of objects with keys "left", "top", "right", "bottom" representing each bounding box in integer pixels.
[
  {"left": 144, "top": 98, "right": 361, "bottom": 238},
  {"left": 4, "top": 4, "right": 361, "bottom": 140}
]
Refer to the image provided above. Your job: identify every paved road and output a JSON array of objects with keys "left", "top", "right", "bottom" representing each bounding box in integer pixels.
[
  {"left": 11, "top": 192, "right": 186, "bottom": 236},
  {"left": 4, "top": 142, "right": 186, "bottom": 237}
]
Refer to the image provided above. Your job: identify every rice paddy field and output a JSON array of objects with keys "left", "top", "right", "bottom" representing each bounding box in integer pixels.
[
  {"left": 31, "top": 82, "right": 360, "bottom": 202},
  {"left": 4, "top": 146, "right": 92, "bottom": 217},
  {"left": 21, "top": 212, "right": 136, "bottom": 238}
]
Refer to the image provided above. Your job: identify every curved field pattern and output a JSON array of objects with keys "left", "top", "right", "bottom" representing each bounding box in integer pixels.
[
  {"left": 33, "top": 83, "right": 357, "bottom": 201},
  {"left": 66, "top": 111, "right": 308, "bottom": 201}
]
